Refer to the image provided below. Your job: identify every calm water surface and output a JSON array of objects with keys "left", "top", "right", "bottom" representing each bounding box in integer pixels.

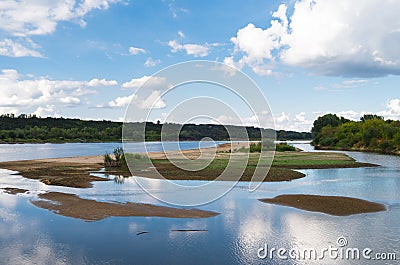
[{"left": 0, "top": 141, "right": 399, "bottom": 264}]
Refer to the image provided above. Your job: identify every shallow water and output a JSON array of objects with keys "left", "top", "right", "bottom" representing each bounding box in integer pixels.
[
  {"left": 0, "top": 141, "right": 224, "bottom": 162},
  {"left": 0, "top": 141, "right": 399, "bottom": 264}
]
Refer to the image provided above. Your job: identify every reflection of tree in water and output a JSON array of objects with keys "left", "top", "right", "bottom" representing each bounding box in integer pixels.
[{"left": 114, "top": 175, "right": 125, "bottom": 184}]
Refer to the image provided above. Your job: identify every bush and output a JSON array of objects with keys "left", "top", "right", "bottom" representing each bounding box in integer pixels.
[
  {"left": 250, "top": 142, "right": 262, "bottom": 153},
  {"left": 103, "top": 153, "right": 113, "bottom": 167},
  {"left": 276, "top": 143, "right": 296, "bottom": 152},
  {"left": 104, "top": 147, "right": 126, "bottom": 167}
]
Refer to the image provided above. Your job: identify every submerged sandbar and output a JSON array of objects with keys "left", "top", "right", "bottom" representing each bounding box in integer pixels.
[
  {"left": 31, "top": 192, "right": 219, "bottom": 221},
  {"left": 259, "top": 194, "right": 386, "bottom": 216}
]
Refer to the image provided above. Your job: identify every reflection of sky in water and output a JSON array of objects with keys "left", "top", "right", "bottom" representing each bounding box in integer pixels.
[
  {"left": 0, "top": 141, "right": 225, "bottom": 162},
  {"left": 0, "top": 141, "right": 399, "bottom": 264}
]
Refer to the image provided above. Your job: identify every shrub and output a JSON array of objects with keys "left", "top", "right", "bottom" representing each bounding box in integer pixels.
[
  {"left": 104, "top": 147, "right": 126, "bottom": 167},
  {"left": 276, "top": 143, "right": 296, "bottom": 152},
  {"left": 250, "top": 142, "right": 262, "bottom": 153}
]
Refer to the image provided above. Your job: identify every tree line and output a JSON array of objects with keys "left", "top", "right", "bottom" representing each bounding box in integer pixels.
[
  {"left": 312, "top": 114, "right": 400, "bottom": 154},
  {"left": 0, "top": 114, "right": 312, "bottom": 143}
]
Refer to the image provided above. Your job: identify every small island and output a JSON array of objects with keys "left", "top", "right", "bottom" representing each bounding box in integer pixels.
[
  {"left": 0, "top": 142, "right": 376, "bottom": 188},
  {"left": 32, "top": 192, "right": 219, "bottom": 221},
  {"left": 259, "top": 194, "right": 386, "bottom": 216}
]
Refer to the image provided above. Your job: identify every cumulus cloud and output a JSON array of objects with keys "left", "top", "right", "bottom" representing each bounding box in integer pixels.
[
  {"left": 33, "top": 105, "right": 59, "bottom": 117},
  {"left": 228, "top": 0, "right": 400, "bottom": 77},
  {"left": 168, "top": 40, "right": 209, "bottom": 57},
  {"left": 107, "top": 91, "right": 166, "bottom": 109},
  {"left": 122, "top": 76, "right": 170, "bottom": 90},
  {"left": 0, "top": 68, "right": 117, "bottom": 115},
  {"left": 108, "top": 95, "right": 135, "bottom": 108},
  {"left": 378, "top": 99, "right": 400, "bottom": 120},
  {"left": 87, "top": 78, "right": 117, "bottom": 87},
  {"left": 107, "top": 75, "right": 171, "bottom": 110},
  {"left": 274, "top": 112, "right": 314, "bottom": 132},
  {"left": 128, "top": 46, "right": 146, "bottom": 55}
]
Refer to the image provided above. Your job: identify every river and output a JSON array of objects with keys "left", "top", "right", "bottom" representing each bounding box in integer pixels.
[{"left": 0, "top": 141, "right": 399, "bottom": 264}]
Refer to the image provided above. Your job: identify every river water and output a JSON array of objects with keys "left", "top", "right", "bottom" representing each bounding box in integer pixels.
[{"left": 0, "top": 141, "right": 399, "bottom": 264}]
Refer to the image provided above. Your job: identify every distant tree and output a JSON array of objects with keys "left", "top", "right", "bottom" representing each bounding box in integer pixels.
[
  {"left": 360, "top": 114, "right": 384, "bottom": 122},
  {"left": 311, "top": 114, "right": 346, "bottom": 134}
]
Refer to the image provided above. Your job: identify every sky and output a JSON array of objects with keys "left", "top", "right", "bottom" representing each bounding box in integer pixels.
[{"left": 0, "top": 0, "right": 399, "bottom": 132}]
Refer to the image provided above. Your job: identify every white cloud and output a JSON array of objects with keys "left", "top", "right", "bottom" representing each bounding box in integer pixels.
[
  {"left": 168, "top": 40, "right": 210, "bottom": 57},
  {"left": 226, "top": 4, "right": 288, "bottom": 75},
  {"left": 33, "top": 105, "right": 59, "bottom": 117},
  {"left": 0, "top": 68, "right": 117, "bottom": 115},
  {"left": 107, "top": 91, "right": 166, "bottom": 109},
  {"left": 337, "top": 110, "right": 362, "bottom": 121},
  {"left": 295, "top": 112, "right": 306, "bottom": 122},
  {"left": 59, "top": 96, "right": 80, "bottom": 104},
  {"left": 108, "top": 95, "right": 135, "bottom": 108},
  {"left": 274, "top": 111, "right": 314, "bottom": 132},
  {"left": 0, "top": 0, "right": 122, "bottom": 37},
  {"left": 144, "top": 57, "right": 161, "bottom": 67},
  {"left": 128, "top": 46, "right": 146, "bottom": 55},
  {"left": 122, "top": 76, "right": 170, "bottom": 90},
  {"left": 87, "top": 78, "right": 117, "bottom": 86},
  {"left": 140, "top": 90, "right": 166, "bottom": 109},
  {"left": 178, "top": 31, "right": 185, "bottom": 38},
  {"left": 0, "top": 39, "right": 43, "bottom": 57},
  {"left": 333, "top": 79, "right": 368, "bottom": 89},
  {"left": 275, "top": 112, "right": 290, "bottom": 123},
  {"left": 167, "top": 0, "right": 189, "bottom": 18},
  {"left": 229, "top": 1, "right": 400, "bottom": 77},
  {"left": 0, "top": 0, "right": 122, "bottom": 58},
  {"left": 113, "top": 75, "right": 170, "bottom": 109},
  {"left": 378, "top": 99, "right": 400, "bottom": 120}
]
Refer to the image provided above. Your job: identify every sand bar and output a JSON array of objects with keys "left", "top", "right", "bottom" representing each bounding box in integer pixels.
[{"left": 259, "top": 194, "right": 386, "bottom": 216}]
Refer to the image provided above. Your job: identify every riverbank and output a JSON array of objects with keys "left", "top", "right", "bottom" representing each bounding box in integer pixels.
[
  {"left": 259, "top": 194, "right": 386, "bottom": 216},
  {"left": 314, "top": 145, "right": 400, "bottom": 156}
]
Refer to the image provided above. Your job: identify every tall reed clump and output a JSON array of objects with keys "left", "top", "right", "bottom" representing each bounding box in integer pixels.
[{"left": 104, "top": 147, "right": 126, "bottom": 167}]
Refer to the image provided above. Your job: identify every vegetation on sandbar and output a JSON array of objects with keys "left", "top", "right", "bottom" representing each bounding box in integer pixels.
[{"left": 104, "top": 147, "right": 375, "bottom": 183}]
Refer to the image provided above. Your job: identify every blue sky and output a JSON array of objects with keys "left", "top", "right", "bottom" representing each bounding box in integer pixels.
[{"left": 0, "top": 0, "right": 399, "bottom": 131}]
